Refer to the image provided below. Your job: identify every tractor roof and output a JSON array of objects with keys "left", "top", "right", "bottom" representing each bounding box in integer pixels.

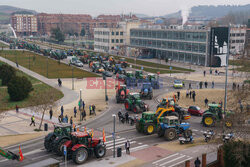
[
  {"left": 71, "top": 132, "right": 89, "bottom": 138},
  {"left": 54, "top": 123, "right": 72, "bottom": 128},
  {"left": 208, "top": 104, "right": 220, "bottom": 107},
  {"left": 130, "top": 92, "right": 140, "bottom": 96},
  {"left": 127, "top": 71, "right": 133, "bottom": 73},
  {"left": 143, "top": 111, "right": 155, "bottom": 115},
  {"left": 148, "top": 73, "right": 155, "bottom": 76}
]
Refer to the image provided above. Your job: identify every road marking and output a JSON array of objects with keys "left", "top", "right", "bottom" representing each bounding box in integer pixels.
[
  {"left": 167, "top": 157, "right": 193, "bottom": 167},
  {"left": 122, "top": 144, "right": 148, "bottom": 152},
  {"left": 106, "top": 139, "right": 130, "bottom": 147},
  {"left": 159, "top": 155, "right": 186, "bottom": 166},
  {"left": 23, "top": 148, "right": 44, "bottom": 156},
  {"left": 192, "top": 129, "right": 198, "bottom": 132},
  {"left": 107, "top": 141, "right": 136, "bottom": 150},
  {"left": 152, "top": 153, "right": 179, "bottom": 164},
  {"left": 105, "top": 138, "right": 126, "bottom": 144},
  {"left": 138, "top": 143, "right": 142, "bottom": 145}
]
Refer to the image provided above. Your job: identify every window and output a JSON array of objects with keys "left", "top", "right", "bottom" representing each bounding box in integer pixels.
[
  {"left": 116, "top": 32, "right": 119, "bottom": 35},
  {"left": 112, "top": 32, "right": 114, "bottom": 35},
  {"left": 112, "top": 39, "right": 114, "bottom": 43},
  {"left": 120, "top": 32, "right": 123, "bottom": 36},
  {"left": 116, "top": 39, "right": 119, "bottom": 43},
  {"left": 120, "top": 39, "right": 123, "bottom": 43}
]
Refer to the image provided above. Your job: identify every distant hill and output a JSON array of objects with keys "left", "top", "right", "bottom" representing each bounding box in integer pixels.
[
  {"left": 0, "top": 5, "right": 37, "bottom": 24},
  {"left": 134, "top": 13, "right": 149, "bottom": 18},
  {"left": 163, "top": 4, "right": 250, "bottom": 19}
]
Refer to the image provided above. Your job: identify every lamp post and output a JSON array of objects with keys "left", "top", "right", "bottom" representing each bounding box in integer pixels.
[
  {"left": 103, "top": 74, "right": 108, "bottom": 101},
  {"left": 112, "top": 114, "right": 116, "bottom": 158},
  {"left": 72, "top": 66, "right": 74, "bottom": 90},
  {"left": 224, "top": 25, "right": 230, "bottom": 117},
  {"left": 169, "top": 58, "right": 172, "bottom": 76},
  {"left": 46, "top": 55, "right": 48, "bottom": 78}
]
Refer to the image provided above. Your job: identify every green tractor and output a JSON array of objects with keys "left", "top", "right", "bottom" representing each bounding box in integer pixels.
[
  {"left": 44, "top": 124, "right": 72, "bottom": 155},
  {"left": 202, "top": 103, "right": 234, "bottom": 128},
  {"left": 124, "top": 92, "right": 148, "bottom": 113},
  {"left": 135, "top": 70, "right": 143, "bottom": 79}
]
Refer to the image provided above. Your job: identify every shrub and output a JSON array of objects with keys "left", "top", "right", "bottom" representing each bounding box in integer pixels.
[
  {"left": 0, "top": 64, "right": 16, "bottom": 85},
  {"left": 7, "top": 76, "right": 33, "bottom": 101}
]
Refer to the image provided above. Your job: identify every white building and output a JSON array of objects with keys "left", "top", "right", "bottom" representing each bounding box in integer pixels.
[
  {"left": 94, "top": 21, "right": 141, "bottom": 53},
  {"left": 230, "top": 25, "right": 247, "bottom": 55}
]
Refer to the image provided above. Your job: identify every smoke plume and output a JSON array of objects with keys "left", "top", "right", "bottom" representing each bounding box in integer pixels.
[{"left": 181, "top": 7, "right": 190, "bottom": 25}]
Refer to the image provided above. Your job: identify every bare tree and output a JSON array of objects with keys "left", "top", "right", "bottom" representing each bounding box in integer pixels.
[{"left": 31, "top": 89, "right": 59, "bottom": 130}]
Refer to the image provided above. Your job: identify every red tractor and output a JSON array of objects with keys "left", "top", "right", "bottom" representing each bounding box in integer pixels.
[
  {"left": 63, "top": 132, "right": 106, "bottom": 164},
  {"left": 116, "top": 84, "right": 129, "bottom": 103}
]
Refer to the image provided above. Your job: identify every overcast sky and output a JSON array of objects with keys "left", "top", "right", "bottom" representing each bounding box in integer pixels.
[{"left": 0, "top": 0, "right": 249, "bottom": 16}]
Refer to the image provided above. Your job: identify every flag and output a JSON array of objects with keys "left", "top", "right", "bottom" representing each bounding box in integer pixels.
[
  {"left": 77, "top": 128, "right": 79, "bottom": 132},
  {"left": 19, "top": 146, "right": 24, "bottom": 161},
  {"left": 91, "top": 129, "right": 94, "bottom": 138},
  {"left": 102, "top": 128, "right": 106, "bottom": 142},
  {"left": 84, "top": 126, "right": 87, "bottom": 133},
  {"left": 173, "top": 94, "right": 176, "bottom": 103}
]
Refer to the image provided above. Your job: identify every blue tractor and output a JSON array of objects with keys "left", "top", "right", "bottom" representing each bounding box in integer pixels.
[
  {"left": 140, "top": 83, "right": 153, "bottom": 99},
  {"left": 147, "top": 74, "right": 160, "bottom": 89},
  {"left": 157, "top": 116, "right": 192, "bottom": 141},
  {"left": 114, "top": 64, "right": 126, "bottom": 75}
]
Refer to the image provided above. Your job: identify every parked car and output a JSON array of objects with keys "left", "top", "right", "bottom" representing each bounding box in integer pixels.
[
  {"left": 74, "top": 60, "right": 84, "bottom": 67},
  {"left": 188, "top": 106, "right": 203, "bottom": 116},
  {"left": 173, "top": 80, "right": 183, "bottom": 89}
]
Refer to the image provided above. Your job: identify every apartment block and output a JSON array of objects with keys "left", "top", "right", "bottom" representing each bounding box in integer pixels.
[{"left": 11, "top": 14, "right": 37, "bottom": 36}]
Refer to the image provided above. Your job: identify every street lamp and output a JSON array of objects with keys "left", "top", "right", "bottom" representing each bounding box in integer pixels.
[
  {"left": 103, "top": 74, "right": 108, "bottom": 101},
  {"left": 72, "top": 66, "right": 74, "bottom": 90},
  {"left": 168, "top": 58, "right": 172, "bottom": 76},
  {"left": 80, "top": 89, "right": 82, "bottom": 100},
  {"left": 112, "top": 114, "right": 116, "bottom": 158}
]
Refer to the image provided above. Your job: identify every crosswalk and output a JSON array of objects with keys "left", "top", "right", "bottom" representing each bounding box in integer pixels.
[{"left": 152, "top": 153, "right": 192, "bottom": 167}]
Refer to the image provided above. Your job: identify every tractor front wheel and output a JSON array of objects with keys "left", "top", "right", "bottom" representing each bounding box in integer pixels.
[
  {"left": 164, "top": 128, "right": 177, "bottom": 141},
  {"left": 124, "top": 102, "right": 130, "bottom": 111},
  {"left": 72, "top": 147, "right": 88, "bottom": 164},
  {"left": 56, "top": 139, "right": 69, "bottom": 156},
  {"left": 144, "top": 123, "right": 155, "bottom": 135},
  {"left": 94, "top": 144, "right": 106, "bottom": 158},
  {"left": 202, "top": 116, "right": 215, "bottom": 127}
]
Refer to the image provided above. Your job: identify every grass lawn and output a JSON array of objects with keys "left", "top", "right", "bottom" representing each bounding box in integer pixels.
[
  {"left": 0, "top": 61, "right": 64, "bottom": 112},
  {"left": 229, "top": 59, "right": 250, "bottom": 72},
  {"left": 113, "top": 55, "right": 194, "bottom": 72},
  {"left": 0, "top": 50, "right": 99, "bottom": 78},
  {"left": 129, "top": 64, "right": 181, "bottom": 74},
  {"left": 0, "top": 42, "right": 8, "bottom": 48}
]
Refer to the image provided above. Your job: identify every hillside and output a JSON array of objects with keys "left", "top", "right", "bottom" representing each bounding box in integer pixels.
[
  {"left": 0, "top": 5, "right": 36, "bottom": 24},
  {"left": 163, "top": 4, "right": 250, "bottom": 19}
]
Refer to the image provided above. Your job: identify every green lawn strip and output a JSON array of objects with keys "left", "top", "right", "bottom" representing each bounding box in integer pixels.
[
  {"left": 129, "top": 64, "right": 181, "bottom": 74},
  {"left": 0, "top": 50, "right": 99, "bottom": 78},
  {"left": 112, "top": 55, "right": 194, "bottom": 72},
  {"left": 229, "top": 59, "right": 250, "bottom": 72},
  {"left": 0, "top": 41, "right": 8, "bottom": 48},
  {"left": 0, "top": 83, "right": 63, "bottom": 112}
]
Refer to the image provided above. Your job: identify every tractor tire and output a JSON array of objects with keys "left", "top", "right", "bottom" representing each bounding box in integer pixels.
[
  {"left": 202, "top": 115, "right": 215, "bottom": 127},
  {"left": 157, "top": 126, "right": 164, "bottom": 137},
  {"left": 94, "top": 144, "right": 106, "bottom": 158},
  {"left": 72, "top": 147, "right": 88, "bottom": 164},
  {"left": 164, "top": 128, "right": 177, "bottom": 141},
  {"left": 124, "top": 101, "right": 130, "bottom": 111},
  {"left": 136, "top": 121, "right": 141, "bottom": 133},
  {"left": 183, "top": 129, "right": 192, "bottom": 138},
  {"left": 44, "top": 140, "right": 52, "bottom": 152},
  {"left": 144, "top": 123, "right": 155, "bottom": 135},
  {"left": 55, "top": 139, "right": 69, "bottom": 156}
]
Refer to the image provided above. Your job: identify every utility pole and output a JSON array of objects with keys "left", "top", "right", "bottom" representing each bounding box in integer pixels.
[
  {"left": 112, "top": 114, "right": 116, "bottom": 158},
  {"left": 46, "top": 56, "right": 48, "bottom": 78},
  {"left": 72, "top": 66, "right": 74, "bottom": 90},
  {"left": 224, "top": 25, "right": 231, "bottom": 116}
]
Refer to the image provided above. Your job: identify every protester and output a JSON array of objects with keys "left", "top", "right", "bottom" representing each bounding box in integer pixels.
[
  {"left": 74, "top": 106, "right": 77, "bottom": 118},
  {"left": 212, "top": 81, "right": 214, "bottom": 88},
  {"left": 203, "top": 70, "right": 206, "bottom": 77},
  {"left": 16, "top": 105, "right": 19, "bottom": 113},
  {"left": 70, "top": 116, "right": 73, "bottom": 125},
  {"left": 205, "top": 81, "right": 208, "bottom": 88},
  {"left": 204, "top": 98, "right": 209, "bottom": 107},
  {"left": 125, "top": 112, "right": 129, "bottom": 124},
  {"left": 82, "top": 100, "right": 85, "bottom": 110},
  {"left": 61, "top": 105, "right": 64, "bottom": 117},
  {"left": 186, "top": 89, "right": 189, "bottom": 98},
  {"left": 82, "top": 109, "right": 86, "bottom": 121},
  {"left": 189, "top": 90, "right": 192, "bottom": 99},
  {"left": 194, "top": 157, "right": 201, "bottom": 167},
  {"left": 177, "top": 91, "right": 180, "bottom": 101},
  {"left": 89, "top": 105, "right": 92, "bottom": 115},
  {"left": 65, "top": 115, "right": 68, "bottom": 123},
  {"left": 125, "top": 140, "right": 130, "bottom": 154},
  {"left": 92, "top": 104, "right": 96, "bottom": 116},
  {"left": 30, "top": 115, "right": 35, "bottom": 126},
  {"left": 189, "top": 83, "right": 192, "bottom": 89},
  {"left": 199, "top": 82, "right": 203, "bottom": 89},
  {"left": 192, "top": 91, "right": 196, "bottom": 102}
]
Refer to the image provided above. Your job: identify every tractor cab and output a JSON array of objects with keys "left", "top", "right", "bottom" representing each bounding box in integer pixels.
[
  {"left": 157, "top": 98, "right": 175, "bottom": 108},
  {"left": 116, "top": 84, "right": 129, "bottom": 103},
  {"left": 140, "top": 83, "right": 153, "bottom": 99},
  {"left": 53, "top": 124, "right": 72, "bottom": 136},
  {"left": 142, "top": 111, "right": 155, "bottom": 121},
  {"left": 126, "top": 71, "right": 134, "bottom": 78},
  {"left": 92, "top": 62, "right": 105, "bottom": 73},
  {"left": 162, "top": 116, "right": 180, "bottom": 126},
  {"left": 147, "top": 73, "right": 156, "bottom": 81},
  {"left": 135, "top": 70, "right": 143, "bottom": 79}
]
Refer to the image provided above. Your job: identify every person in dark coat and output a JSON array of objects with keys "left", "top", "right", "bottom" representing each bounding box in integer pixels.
[
  {"left": 82, "top": 110, "right": 86, "bottom": 121},
  {"left": 74, "top": 107, "right": 77, "bottom": 118},
  {"left": 204, "top": 98, "right": 209, "bottom": 107},
  {"left": 177, "top": 91, "right": 180, "bottom": 101},
  {"left": 199, "top": 82, "right": 203, "bottom": 89},
  {"left": 194, "top": 157, "right": 201, "bottom": 167},
  {"left": 49, "top": 108, "right": 53, "bottom": 120},
  {"left": 192, "top": 91, "right": 196, "bottom": 102},
  {"left": 205, "top": 81, "right": 208, "bottom": 88},
  {"left": 189, "top": 90, "right": 192, "bottom": 99},
  {"left": 125, "top": 112, "right": 129, "bottom": 124}
]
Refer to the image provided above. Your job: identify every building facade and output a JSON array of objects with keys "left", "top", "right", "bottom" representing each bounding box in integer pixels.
[
  {"left": 11, "top": 14, "right": 37, "bottom": 36},
  {"left": 230, "top": 26, "right": 247, "bottom": 55},
  {"left": 129, "top": 27, "right": 210, "bottom": 66}
]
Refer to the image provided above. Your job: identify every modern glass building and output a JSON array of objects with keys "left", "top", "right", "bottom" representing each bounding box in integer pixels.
[{"left": 129, "top": 28, "right": 210, "bottom": 66}]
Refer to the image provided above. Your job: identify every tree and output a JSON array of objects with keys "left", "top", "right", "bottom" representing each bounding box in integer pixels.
[
  {"left": 0, "top": 64, "right": 16, "bottom": 86},
  {"left": 80, "top": 28, "right": 85, "bottom": 37},
  {"left": 31, "top": 89, "right": 59, "bottom": 130},
  {"left": 7, "top": 76, "right": 33, "bottom": 101},
  {"left": 51, "top": 27, "right": 65, "bottom": 43}
]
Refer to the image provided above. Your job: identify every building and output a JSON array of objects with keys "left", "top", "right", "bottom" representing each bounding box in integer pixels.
[
  {"left": 94, "top": 21, "right": 141, "bottom": 52},
  {"left": 129, "top": 26, "right": 230, "bottom": 67},
  {"left": 230, "top": 25, "right": 247, "bottom": 55},
  {"left": 11, "top": 14, "right": 37, "bottom": 36}
]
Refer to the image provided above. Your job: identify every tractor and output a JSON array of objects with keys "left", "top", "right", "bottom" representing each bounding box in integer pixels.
[
  {"left": 147, "top": 73, "right": 160, "bottom": 89},
  {"left": 140, "top": 83, "right": 153, "bottom": 99},
  {"left": 202, "top": 103, "right": 234, "bottom": 128},
  {"left": 157, "top": 116, "right": 192, "bottom": 141},
  {"left": 63, "top": 132, "right": 106, "bottom": 164},
  {"left": 135, "top": 107, "right": 175, "bottom": 135},
  {"left": 91, "top": 62, "right": 105, "bottom": 73},
  {"left": 135, "top": 70, "right": 143, "bottom": 79},
  {"left": 114, "top": 64, "right": 126, "bottom": 75},
  {"left": 124, "top": 92, "right": 148, "bottom": 113},
  {"left": 125, "top": 71, "right": 136, "bottom": 87},
  {"left": 102, "top": 61, "right": 112, "bottom": 71},
  {"left": 44, "top": 124, "right": 72, "bottom": 155},
  {"left": 118, "top": 58, "right": 128, "bottom": 68},
  {"left": 116, "top": 84, "right": 129, "bottom": 103}
]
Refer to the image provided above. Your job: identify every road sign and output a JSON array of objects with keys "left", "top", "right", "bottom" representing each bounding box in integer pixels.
[
  {"left": 169, "top": 66, "right": 172, "bottom": 70},
  {"left": 112, "top": 132, "right": 115, "bottom": 139},
  {"left": 141, "top": 66, "right": 143, "bottom": 70},
  {"left": 64, "top": 145, "right": 67, "bottom": 155}
]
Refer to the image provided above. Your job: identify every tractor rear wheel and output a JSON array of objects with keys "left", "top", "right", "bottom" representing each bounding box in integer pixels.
[
  {"left": 94, "top": 144, "right": 106, "bottom": 158},
  {"left": 72, "top": 147, "right": 88, "bottom": 164},
  {"left": 202, "top": 115, "right": 215, "bottom": 127},
  {"left": 164, "top": 128, "right": 177, "bottom": 141},
  {"left": 44, "top": 140, "right": 52, "bottom": 152},
  {"left": 136, "top": 121, "right": 141, "bottom": 133},
  {"left": 56, "top": 139, "right": 69, "bottom": 156},
  {"left": 225, "top": 120, "right": 233, "bottom": 128},
  {"left": 144, "top": 123, "right": 155, "bottom": 135},
  {"left": 157, "top": 126, "right": 164, "bottom": 137},
  {"left": 124, "top": 102, "right": 130, "bottom": 110}
]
